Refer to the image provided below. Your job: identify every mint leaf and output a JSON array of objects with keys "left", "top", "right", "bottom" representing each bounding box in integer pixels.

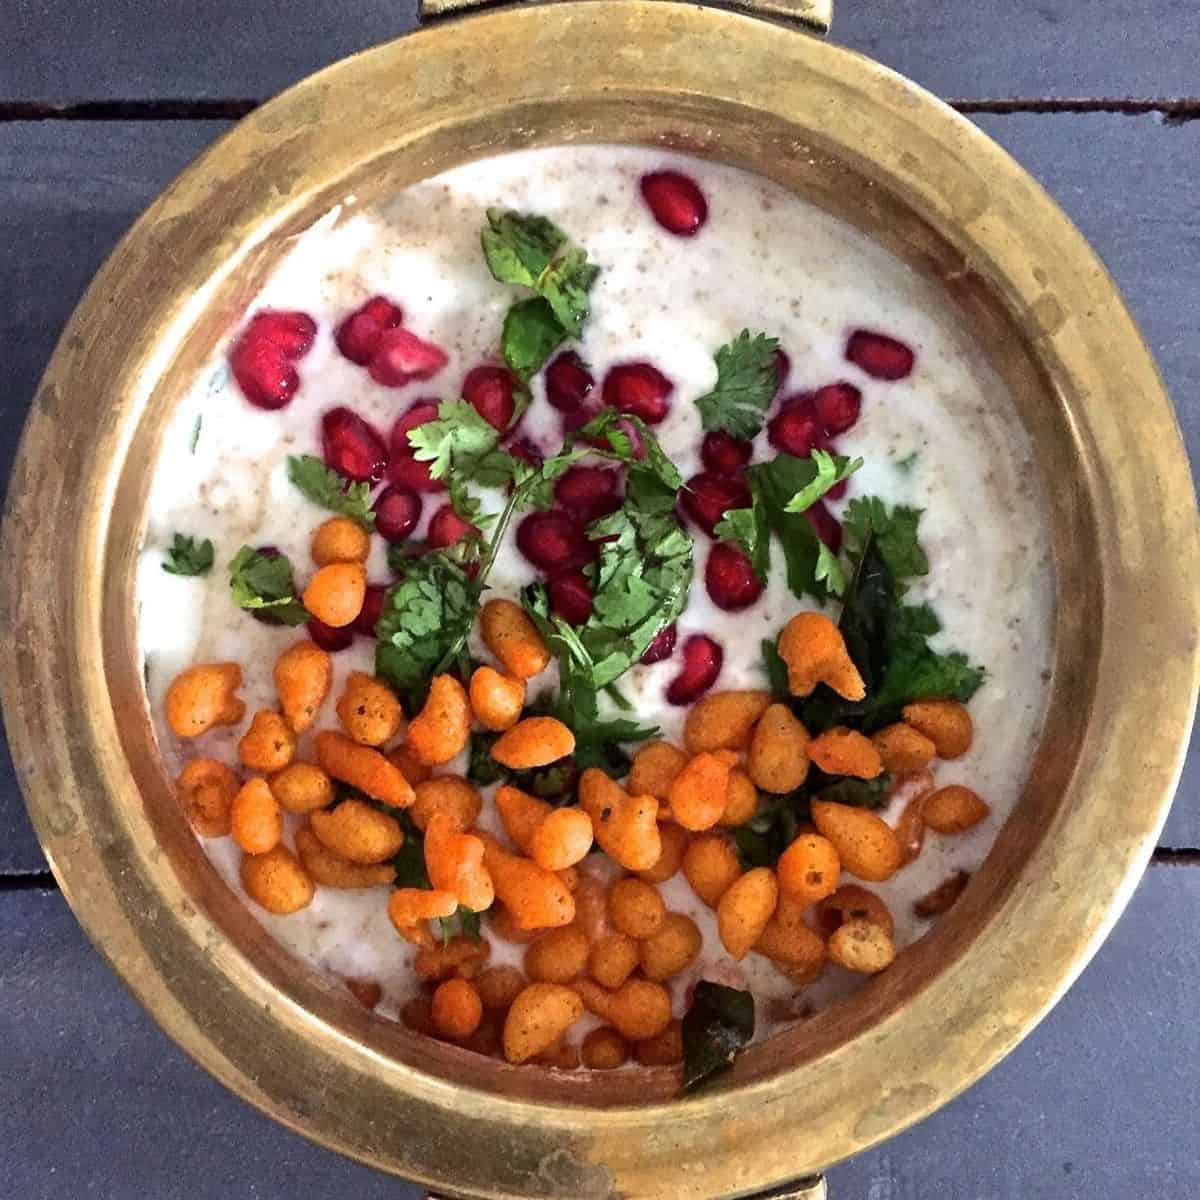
[
  {"left": 502, "top": 297, "right": 568, "bottom": 379},
  {"left": 163, "top": 533, "right": 214, "bottom": 577},
  {"left": 228, "top": 546, "right": 310, "bottom": 624},
  {"left": 375, "top": 553, "right": 479, "bottom": 708},
  {"left": 682, "top": 982, "right": 755, "bottom": 1093},
  {"left": 695, "top": 330, "right": 781, "bottom": 439},
  {"left": 286, "top": 455, "right": 376, "bottom": 530},
  {"left": 843, "top": 496, "right": 928, "bottom": 584},
  {"left": 540, "top": 246, "right": 601, "bottom": 338},
  {"left": 782, "top": 449, "right": 863, "bottom": 513}
]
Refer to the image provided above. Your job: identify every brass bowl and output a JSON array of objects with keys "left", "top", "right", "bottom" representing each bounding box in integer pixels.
[{"left": 2, "top": 3, "right": 1197, "bottom": 1196}]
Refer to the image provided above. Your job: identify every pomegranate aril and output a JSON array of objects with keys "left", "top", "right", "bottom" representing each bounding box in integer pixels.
[
  {"left": 603, "top": 362, "right": 674, "bottom": 425},
  {"left": 506, "top": 436, "right": 544, "bottom": 469},
  {"left": 387, "top": 403, "right": 445, "bottom": 493},
  {"left": 353, "top": 584, "right": 389, "bottom": 637},
  {"left": 427, "top": 505, "right": 477, "bottom": 549},
  {"left": 640, "top": 622, "right": 677, "bottom": 665},
  {"left": 554, "top": 466, "right": 623, "bottom": 524},
  {"left": 705, "top": 543, "right": 764, "bottom": 611},
  {"left": 368, "top": 327, "right": 449, "bottom": 387},
  {"left": 308, "top": 617, "right": 355, "bottom": 651},
  {"left": 679, "top": 472, "right": 752, "bottom": 538},
  {"left": 826, "top": 478, "right": 849, "bottom": 502},
  {"left": 812, "top": 382, "right": 862, "bottom": 435},
  {"left": 768, "top": 394, "right": 829, "bottom": 458},
  {"left": 639, "top": 171, "right": 708, "bottom": 237},
  {"left": 666, "top": 635, "right": 724, "bottom": 705},
  {"left": 374, "top": 485, "right": 422, "bottom": 543},
  {"left": 774, "top": 349, "right": 791, "bottom": 395},
  {"left": 335, "top": 295, "right": 403, "bottom": 365},
  {"left": 463, "top": 365, "right": 518, "bottom": 431},
  {"left": 544, "top": 351, "right": 595, "bottom": 413},
  {"left": 547, "top": 569, "right": 595, "bottom": 625},
  {"left": 804, "top": 500, "right": 842, "bottom": 552},
  {"left": 230, "top": 336, "right": 299, "bottom": 410},
  {"left": 246, "top": 310, "right": 317, "bottom": 358},
  {"left": 321, "top": 406, "right": 389, "bottom": 484},
  {"left": 516, "top": 511, "right": 596, "bottom": 571},
  {"left": 561, "top": 399, "right": 603, "bottom": 433},
  {"left": 845, "top": 329, "right": 915, "bottom": 381},
  {"left": 701, "top": 431, "right": 753, "bottom": 476}
]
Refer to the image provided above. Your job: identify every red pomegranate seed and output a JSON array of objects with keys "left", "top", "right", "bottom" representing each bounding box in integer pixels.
[
  {"left": 554, "top": 466, "right": 623, "bottom": 524},
  {"left": 679, "top": 472, "right": 752, "bottom": 537},
  {"left": 307, "top": 617, "right": 354, "bottom": 651},
  {"left": 826, "top": 478, "right": 849, "bottom": 502},
  {"left": 845, "top": 329, "right": 915, "bottom": 380},
  {"left": 640, "top": 622, "right": 678, "bottom": 665},
  {"left": 352, "top": 584, "right": 389, "bottom": 637},
  {"left": 374, "top": 484, "right": 422, "bottom": 543},
  {"left": 603, "top": 362, "right": 674, "bottom": 425},
  {"left": 545, "top": 351, "right": 595, "bottom": 413},
  {"left": 427, "top": 504, "right": 477, "bottom": 549},
  {"left": 701, "top": 431, "right": 753, "bottom": 476},
  {"left": 387, "top": 402, "right": 445, "bottom": 493},
  {"left": 768, "top": 394, "right": 829, "bottom": 458},
  {"left": 562, "top": 399, "right": 603, "bottom": 433},
  {"left": 368, "top": 327, "right": 449, "bottom": 387},
  {"left": 804, "top": 500, "right": 842, "bottom": 552},
  {"left": 548, "top": 569, "right": 595, "bottom": 625},
  {"left": 246, "top": 310, "right": 317, "bottom": 358},
  {"left": 335, "top": 295, "right": 403, "bottom": 365},
  {"left": 230, "top": 336, "right": 299, "bottom": 410},
  {"left": 506, "top": 436, "right": 544, "bottom": 469},
  {"left": 774, "top": 349, "right": 791, "bottom": 395},
  {"left": 463, "top": 365, "right": 517, "bottom": 431},
  {"left": 666, "top": 635, "right": 724, "bottom": 705},
  {"left": 516, "top": 511, "right": 596, "bottom": 571},
  {"left": 639, "top": 171, "right": 708, "bottom": 237},
  {"left": 321, "top": 406, "right": 389, "bottom": 484},
  {"left": 705, "top": 543, "right": 764, "bottom": 611},
  {"left": 812, "top": 382, "right": 862, "bottom": 435}
]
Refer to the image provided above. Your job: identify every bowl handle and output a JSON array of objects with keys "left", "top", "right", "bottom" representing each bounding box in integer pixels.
[
  {"left": 419, "top": 0, "right": 833, "bottom": 35},
  {"left": 424, "top": 1178, "right": 827, "bottom": 1200}
]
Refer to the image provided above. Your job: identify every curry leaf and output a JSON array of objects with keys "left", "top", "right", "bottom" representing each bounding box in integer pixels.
[{"left": 682, "top": 982, "right": 755, "bottom": 1093}]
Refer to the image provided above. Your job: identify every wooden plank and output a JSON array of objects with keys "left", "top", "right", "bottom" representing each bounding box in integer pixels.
[
  {"left": 1, "top": 863, "right": 1195, "bottom": 1196},
  {"left": 4, "top": 0, "right": 1200, "bottom": 104},
  {"left": 0, "top": 112, "right": 1196, "bottom": 874}
]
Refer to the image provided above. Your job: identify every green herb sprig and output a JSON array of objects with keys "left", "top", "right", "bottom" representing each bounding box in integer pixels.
[{"left": 162, "top": 533, "right": 214, "bottom": 577}]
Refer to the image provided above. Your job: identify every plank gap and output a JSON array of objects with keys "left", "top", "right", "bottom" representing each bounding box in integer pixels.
[{"left": 2, "top": 96, "right": 1199, "bottom": 123}]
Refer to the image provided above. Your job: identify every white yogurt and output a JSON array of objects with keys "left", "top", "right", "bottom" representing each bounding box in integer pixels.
[{"left": 138, "top": 145, "right": 1054, "bottom": 1043}]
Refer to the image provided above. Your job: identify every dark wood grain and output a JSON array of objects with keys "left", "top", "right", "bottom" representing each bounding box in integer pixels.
[
  {"left": 6, "top": 0, "right": 1200, "bottom": 105},
  {"left": 3, "top": 863, "right": 1196, "bottom": 1196},
  {"left": 0, "top": 112, "right": 1196, "bottom": 873}
]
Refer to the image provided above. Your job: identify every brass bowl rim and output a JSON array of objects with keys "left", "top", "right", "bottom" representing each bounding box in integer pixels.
[{"left": 2, "top": 3, "right": 1197, "bottom": 1196}]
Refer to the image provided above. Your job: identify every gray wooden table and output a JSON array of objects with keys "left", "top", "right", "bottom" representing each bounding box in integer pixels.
[{"left": 2, "top": 2, "right": 1197, "bottom": 1196}]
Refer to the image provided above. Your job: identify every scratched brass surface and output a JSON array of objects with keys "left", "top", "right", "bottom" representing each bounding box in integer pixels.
[{"left": 1, "top": 3, "right": 1196, "bottom": 1197}]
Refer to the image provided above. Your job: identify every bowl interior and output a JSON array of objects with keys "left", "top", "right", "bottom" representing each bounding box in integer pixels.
[{"left": 105, "top": 98, "right": 1088, "bottom": 1108}]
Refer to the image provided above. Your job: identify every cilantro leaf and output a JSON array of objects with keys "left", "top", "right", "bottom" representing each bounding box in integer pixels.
[
  {"left": 713, "top": 483, "right": 770, "bottom": 581},
  {"left": 695, "top": 330, "right": 781, "bottom": 439},
  {"left": 682, "top": 982, "right": 755, "bottom": 1093},
  {"left": 407, "top": 400, "right": 518, "bottom": 487},
  {"left": 522, "top": 466, "right": 693, "bottom": 693},
  {"left": 843, "top": 496, "right": 928, "bottom": 584},
  {"left": 228, "top": 546, "right": 310, "bottom": 624},
  {"left": 482, "top": 209, "right": 600, "bottom": 340},
  {"left": 574, "top": 409, "right": 683, "bottom": 491},
  {"left": 286, "top": 455, "right": 376, "bottom": 530},
  {"left": 501, "top": 297, "right": 568, "bottom": 379},
  {"left": 375, "top": 553, "right": 479, "bottom": 708},
  {"left": 782, "top": 449, "right": 863, "bottom": 513},
  {"left": 481, "top": 208, "right": 567, "bottom": 289},
  {"left": 815, "top": 542, "right": 848, "bottom": 597},
  {"left": 189, "top": 415, "right": 202, "bottom": 455},
  {"left": 162, "top": 533, "right": 214, "bottom": 577},
  {"left": 745, "top": 454, "right": 826, "bottom": 601}
]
